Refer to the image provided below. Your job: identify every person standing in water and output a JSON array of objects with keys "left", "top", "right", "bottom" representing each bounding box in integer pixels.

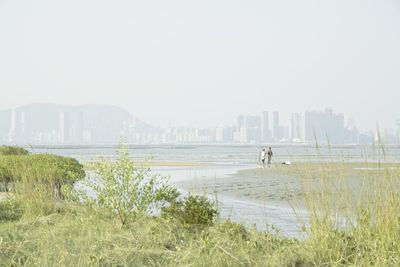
[
  {"left": 267, "top": 147, "right": 273, "bottom": 166},
  {"left": 260, "top": 148, "right": 266, "bottom": 168}
]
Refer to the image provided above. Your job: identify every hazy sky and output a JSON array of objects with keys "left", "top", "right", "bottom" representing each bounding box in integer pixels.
[{"left": 0, "top": 0, "right": 399, "bottom": 131}]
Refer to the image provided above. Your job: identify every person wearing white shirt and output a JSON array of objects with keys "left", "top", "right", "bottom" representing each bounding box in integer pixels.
[{"left": 260, "top": 148, "right": 266, "bottom": 168}]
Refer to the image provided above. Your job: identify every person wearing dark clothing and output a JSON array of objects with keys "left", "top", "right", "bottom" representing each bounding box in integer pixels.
[{"left": 267, "top": 147, "right": 273, "bottom": 165}]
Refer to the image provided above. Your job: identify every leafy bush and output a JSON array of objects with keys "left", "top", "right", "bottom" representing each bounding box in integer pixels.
[
  {"left": 0, "top": 154, "right": 85, "bottom": 197},
  {"left": 77, "top": 143, "right": 174, "bottom": 226},
  {"left": 162, "top": 192, "right": 219, "bottom": 226},
  {"left": 0, "top": 195, "right": 23, "bottom": 222},
  {"left": 0, "top": 146, "right": 29, "bottom": 156}
]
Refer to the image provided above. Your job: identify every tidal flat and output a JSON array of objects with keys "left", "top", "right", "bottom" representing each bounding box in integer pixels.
[
  {"left": 176, "top": 162, "right": 400, "bottom": 209},
  {"left": 2, "top": 145, "right": 400, "bottom": 266}
]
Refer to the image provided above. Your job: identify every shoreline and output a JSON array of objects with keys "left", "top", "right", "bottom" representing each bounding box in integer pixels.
[
  {"left": 169, "top": 161, "right": 400, "bottom": 236},
  {"left": 167, "top": 163, "right": 307, "bottom": 236},
  {"left": 172, "top": 164, "right": 304, "bottom": 208}
]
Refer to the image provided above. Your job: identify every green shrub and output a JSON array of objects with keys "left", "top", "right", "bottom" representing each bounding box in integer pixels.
[
  {"left": 76, "top": 143, "right": 174, "bottom": 226},
  {"left": 0, "top": 154, "right": 85, "bottom": 196},
  {"left": 0, "top": 154, "right": 86, "bottom": 216},
  {"left": 0, "top": 154, "right": 85, "bottom": 216},
  {"left": 162, "top": 192, "right": 219, "bottom": 226},
  {"left": 0, "top": 195, "right": 23, "bottom": 222},
  {"left": 0, "top": 146, "right": 29, "bottom": 156}
]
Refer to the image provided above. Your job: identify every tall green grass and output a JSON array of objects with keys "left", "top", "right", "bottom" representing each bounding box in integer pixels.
[
  {"left": 295, "top": 139, "right": 400, "bottom": 266},
  {"left": 1, "top": 143, "right": 400, "bottom": 266},
  {"left": 0, "top": 152, "right": 85, "bottom": 216},
  {"left": 0, "top": 206, "right": 306, "bottom": 266}
]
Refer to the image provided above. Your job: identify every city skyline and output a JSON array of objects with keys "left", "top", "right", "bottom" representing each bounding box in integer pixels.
[
  {"left": 1, "top": 0, "right": 400, "bottom": 132},
  {"left": 1, "top": 103, "right": 399, "bottom": 146}
]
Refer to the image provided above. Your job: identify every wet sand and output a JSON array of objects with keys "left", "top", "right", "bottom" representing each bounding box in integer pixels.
[
  {"left": 169, "top": 164, "right": 308, "bottom": 236},
  {"left": 175, "top": 166, "right": 303, "bottom": 207},
  {"left": 171, "top": 162, "right": 400, "bottom": 236},
  {"left": 176, "top": 162, "right": 400, "bottom": 207}
]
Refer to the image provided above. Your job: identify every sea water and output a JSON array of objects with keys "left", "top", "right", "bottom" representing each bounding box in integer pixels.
[{"left": 30, "top": 144, "right": 400, "bottom": 237}]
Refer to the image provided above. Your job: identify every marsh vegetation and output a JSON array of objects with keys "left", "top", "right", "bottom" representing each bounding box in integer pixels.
[{"left": 0, "top": 144, "right": 399, "bottom": 266}]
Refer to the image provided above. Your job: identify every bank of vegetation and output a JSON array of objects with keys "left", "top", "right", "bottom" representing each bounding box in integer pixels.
[{"left": 0, "top": 144, "right": 399, "bottom": 266}]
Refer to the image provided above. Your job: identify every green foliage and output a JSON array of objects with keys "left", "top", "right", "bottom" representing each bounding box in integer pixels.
[
  {"left": 0, "top": 146, "right": 29, "bottom": 156},
  {"left": 2, "top": 141, "right": 400, "bottom": 266},
  {"left": 0, "top": 154, "right": 85, "bottom": 194},
  {"left": 0, "top": 206, "right": 305, "bottom": 267},
  {"left": 80, "top": 143, "right": 174, "bottom": 226},
  {"left": 162, "top": 191, "right": 219, "bottom": 226},
  {"left": 182, "top": 195, "right": 218, "bottom": 225},
  {"left": 0, "top": 195, "right": 23, "bottom": 222},
  {"left": 298, "top": 151, "right": 400, "bottom": 265},
  {"left": 0, "top": 153, "right": 85, "bottom": 216}
]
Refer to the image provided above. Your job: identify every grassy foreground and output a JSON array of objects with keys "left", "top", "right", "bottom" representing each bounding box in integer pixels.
[
  {"left": 1, "top": 144, "right": 400, "bottom": 266},
  {"left": 0, "top": 204, "right": 306, "bottom": 266}
]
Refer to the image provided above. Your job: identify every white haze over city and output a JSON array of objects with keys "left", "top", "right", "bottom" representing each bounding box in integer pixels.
[{"left": 0, "top": 0, "right": 399, "bottom": 131}]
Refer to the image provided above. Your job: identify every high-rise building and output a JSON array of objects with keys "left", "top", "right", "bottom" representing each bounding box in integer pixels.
[
  {"left": 332, "top": 111, "right": 345, "bottom": 144},
  {"left": 2, "top": 103, "right": 133, "bottom": 145},
  {"left": 237, "top": 115, "right": 245, "bottom": 129},
  {"left": 239, "top": 127, "right": 247, "bottom": 143},
  {"left": 233, "top": 130, "right": 241, "bottom": 142},
  {"left": 236, "top": 114, "right": 261, "bottom": 143},
  {"left": 344, "top": 118, "right": 359, "bottom": 144},
  {"left": 291, "top": 113, "right": 304, "bottom": 142},
  {"left": 244, "top": 115, "right": 261, "bottom": 128},
  {"left": 262, "top": 111, "right": 270, "bottom": 142},
  {"left": 58, "top": 110, "right": 84, "bottom": 144},
  {"left": 216, "top": 127, "right": 233, "bottom": 142},
  {"left": 8, "top": 109, "right": 17, "bottom": 144},
  {"left": 7, "top": 109, "right": 27, "bottom": 144},
  {"left": 304, "top": 108, "right": 345, "bottom": 144},
  {"left": 58, "top": 111, "right": 68, "bottom": 144},
  {"left": 216, "top": 127, "right": 224, "bottom": 142},
  {"left": 245, "top": 115, "right": 261, "bottom": 143},
  {"left": 272, "top": 111, "right": 280, "bottom": 140},
  {"left": 20, "top": 112, "right": 26, "bottom": 139},
  {"left": 68, "top": 110, "right": 84, "bottom": 144}
]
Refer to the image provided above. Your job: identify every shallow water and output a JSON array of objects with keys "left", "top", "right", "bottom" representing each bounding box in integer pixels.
[
  {"left": 153, "top": 165, "right": 309, "bottom": 237},
  {"left": 30, "top": 144, "right": 400, "bottom": 164},
  {"left": 37, "top": 144, "right": 400, "bottom": 237}
]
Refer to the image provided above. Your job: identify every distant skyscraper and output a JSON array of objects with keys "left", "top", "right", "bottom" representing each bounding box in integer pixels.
[
  {"left": 237, "top": 115, "right": 245, "bottom": 129},
  {"left": 216, "top": 127, "right": 233, "bottom": 142},
  {"left": 332, "top": 112, "right": 345, "bottom": 144},
  {"left": 235, "top": 114, "right": 262, "bottom": 143},
  {"left": 291, "top": 113, "right": 304, "bottom": 142},
  {"left": 233, "top": 130, "right": 241, "bottom": 143},
  {"left": 20, "top": 112, "right": 26, "bottom": 138},
  {"left": 344, "top": 118, "right": 360, "bottom": 144},
  {"left": 68, "top": 110, "right": 84, "bottom": 144},
  {"left": 244, "top": 115, "right": 261, "bottom": 143},
  {"left": 3, "top": 103, "right": 134, "bottom": 145},
  {"left": 272, "top": 111, "right": 280, "bottom": 140},
  {"left": 216, "top": 127, "right": 224, "bottom": 142},
  {"left": 244, "top": 115, "right": 260, "bottom": 128},
  {"left": 58, "top": 111, "right": 68, "bottom": 144},
  {"left": 8, "top": 109, "right": 17, "bottom": 144},
  {"left": 239, "top": 127, "right": 247, "bottom": 143},
  {"left": 262, "top": 111, "right": 270, "bottom": 142},
  {"left": 304, "top": 108, "right": 345, "bottom": 144}
]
